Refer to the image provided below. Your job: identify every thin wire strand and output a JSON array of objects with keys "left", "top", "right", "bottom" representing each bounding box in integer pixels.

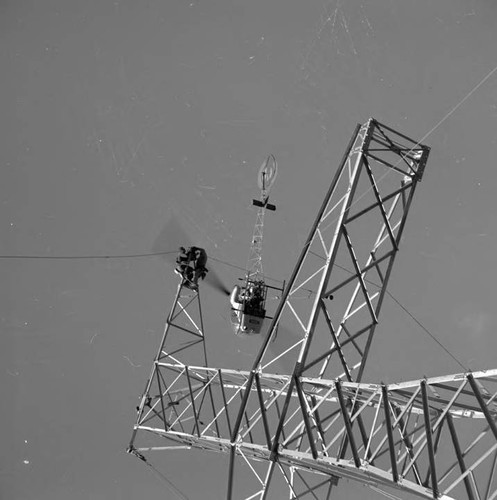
[
  {"left": 143, "top": 459, "right": 190, "bottom": 500},
  {"left": 0, "top": 251, "right": 176, "bottom": 260},
  {"left": 276, "top": 62, "right": 497, "bottom": 341},
  {"left": 0, "top": 250, "right": 286, "bottom": 284},
  {"left": 328, "top": 61, "right": 497, "bottom": 243},
  {"left": 3, "top": 20, "right": 488, "bottom": 500},
  {"left": 3, "top": 60, "right": 491, "bottom": 372},
  {"left": 0, "top": 247, "right": 471, "bottom": 370},
  {"left": 291, "top": 64, "right": 497, "bottom": 372},
  {"left": 417, "top": 62, "right": 497, "bottom": 147},
  {"left": 369, "top": 485, "right": 403, "bottom": 500},
  {"left": 209, "top": 255, "right": 248, "bottom": 273},
  {"left": 385, "top": 290, "right": 468, "bottom": 371},
  {"left": 138, "top": 23, "right": 495, "bottom": 500},
  {"left": 0, "top": 250, "right": 249, "bottom": 279},
  {"left": 210, "top": 256, "right": 284, "bottom": 284},
  {"left": 333, "top": 263, "right": 468, "bottom": 372}
]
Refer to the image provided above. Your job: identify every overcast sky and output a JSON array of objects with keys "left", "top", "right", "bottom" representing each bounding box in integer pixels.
[{"left": 2, "top": 1, "right": 497, "bottom": 499}]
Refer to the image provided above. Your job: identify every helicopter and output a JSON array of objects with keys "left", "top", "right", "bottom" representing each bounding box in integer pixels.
[
  {"left": 163, "top": 155, "right": 282, "bottom": 336},
  {"left": 229, "top": 154, "right": 283, "bottom": 336},
  {"left": 171, "top": 239, "right": 282, "bottom": 336}
]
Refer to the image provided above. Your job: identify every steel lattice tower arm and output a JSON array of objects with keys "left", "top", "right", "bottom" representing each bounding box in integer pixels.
[
  {"left": 131, "top": 363, "right": 497, "bottom": 499},
  {"left": 128, "top": 279, "right": 210, "bottom": 456},
  {"left": 245, "top": 118, "right": 429, "bottom": 384},
  {"left": 224, "top": 117, "right": 430, "bottom": 498},
  {"left": 127, "top": 120, "right": 496, "bottom": 498}
]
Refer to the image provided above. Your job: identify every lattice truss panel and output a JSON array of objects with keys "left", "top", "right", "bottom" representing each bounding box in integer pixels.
[
  {"left": 128, "top": 282, "right": 210, "bottom": 451},
  {"left": 259, "top": 118, "right": 430, "bottom": 384},
  {"left": 132, "top": 367, "right": 497, "bottom": 500},
  {"left": 131, "top": 119, "right": 493, "bottom": 500}
]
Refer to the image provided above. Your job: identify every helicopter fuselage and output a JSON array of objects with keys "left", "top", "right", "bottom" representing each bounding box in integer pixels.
[{"left": 230, "top": 282, "right": 267, "bottom": 335}]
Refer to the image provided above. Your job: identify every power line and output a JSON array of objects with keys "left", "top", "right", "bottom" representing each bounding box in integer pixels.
[
  {"left": 0, "top": 250, "right": 286, "bottom": 284},
  {"left": 143, "top": 460, "right": 190, "bottom": 500},
  {"left": 127, "top": 447, "right": 190, "bottom": 500},
  {"left": 209, "top": 256, "right": 285, "bottom": 284},
  {"left": 385, "top": 290, "right": 468, "bottom": 371},
  {"left": 0, "top": 251, "right": 176, "bottom": 260},
  {"left": 369, "top": 485, "right": 403, "bottom": 500},
  {"left": 333, "top": 263, "right": 468, "bottom": 372},
  {"left": 219, "top": 254, "right": 468, "bottom": 371},
  {"left": 208, "top": 256, "right": 247, "bottom": 273},
  {"left": 0, "top": 248, "right": 470, "bottom": 370},
  {"left": 307, "top": 61, "right": 497, "bottom": 275}
]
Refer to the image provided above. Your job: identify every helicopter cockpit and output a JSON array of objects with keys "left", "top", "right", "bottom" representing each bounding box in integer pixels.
[{"left": 230, "top": 279, "right": 267, "bottom": 336}]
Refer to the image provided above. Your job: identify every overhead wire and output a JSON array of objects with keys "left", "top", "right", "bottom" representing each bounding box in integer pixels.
[
  {"left": 0, "top": 246, "right": 468, "bottom": 371},
  {"left": 345, "top": 60, "right": 497, "bottom": 220},
  {"left": 0, "top": 251, "right": 177, "bottom": 260},
  {"left": 208, "top": 255, "right": 249, "bottom": 274},
  {"left": 2, "top": 53, "right": 478, "bottom": 368},
  {"left": 0, "top": 249, "right": 286, "bottom": 283},
  {"left": 310, "top": 60, "right": 497, "bottom": 259},
  {"left": 385, "top": 289, "right": 468, "bottom": 371},
  {"left": 142, "top": 458, "right": 190, "bottom": 500},
  {"left": 331, "top": 262, "right": 468, "bottom": 372},
  {"left": 135, "top": 36, "right": 494, "bottom": 500},
  {"left": 282, "top": 61, "right": 497, "bottom": 373},
  {"left": 135, "top": 28, "right": 490, "bottom": 500},
  {"left": 3, "top": 52, "right": 492, "bottom": 372},
  {"left": 293, "top": 61, "right": 497, "bottom": 277},
  {"left": 369, "top": 485, "right": 403, "bottom": 500},
  {"left": 3, "top": 16, "right": 489, "bottom": 500}
]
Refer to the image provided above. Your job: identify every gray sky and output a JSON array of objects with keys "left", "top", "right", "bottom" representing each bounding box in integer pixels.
[{"left": 2, "top": 0, "right": 497, "bottom": 498}]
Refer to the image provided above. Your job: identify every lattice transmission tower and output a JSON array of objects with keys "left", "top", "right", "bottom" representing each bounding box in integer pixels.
[{"left": 128, "top": 118, "right": 497, "bottom": 500}]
